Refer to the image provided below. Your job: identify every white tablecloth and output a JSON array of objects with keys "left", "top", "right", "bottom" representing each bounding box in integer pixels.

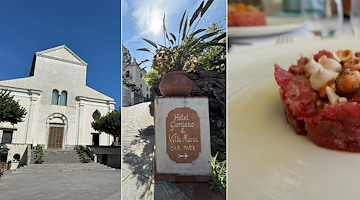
[{"left": 229, "top": 21, "right": 355, "bottom": 54}]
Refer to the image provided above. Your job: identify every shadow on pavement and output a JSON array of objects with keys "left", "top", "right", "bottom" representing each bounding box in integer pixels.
[{"left": 122, "top": 125, "right": 155, "bottom": 199}]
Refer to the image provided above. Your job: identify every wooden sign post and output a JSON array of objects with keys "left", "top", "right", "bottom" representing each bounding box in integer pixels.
[{"left": 155, "top": 97, "right": 211, "bottom": 181}]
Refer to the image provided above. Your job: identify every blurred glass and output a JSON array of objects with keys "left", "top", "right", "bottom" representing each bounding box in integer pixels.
[
  {"left": 261, "top": 0, "right": 283, "bottom": 15},
  {"left": 351, "top": 0, "right": 360, "bottom": 38},
  {"left": 301, "top": 0, "right": 344, "bottom": 38},
  {"left": 283, "top": 0, "right": 300, "bottom": 12}
]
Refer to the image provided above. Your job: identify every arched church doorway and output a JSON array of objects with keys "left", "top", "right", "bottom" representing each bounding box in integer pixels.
[
  {"left": 48, "top": 126, "right": 64, "bottom": 149},
  {"left": 46, "top": 113, "right": 68, "bottom": 149}
]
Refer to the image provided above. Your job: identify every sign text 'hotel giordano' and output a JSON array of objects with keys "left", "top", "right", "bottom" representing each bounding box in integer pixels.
[{"left": 166, "top": 108, "right": 201, "bottom": 163}]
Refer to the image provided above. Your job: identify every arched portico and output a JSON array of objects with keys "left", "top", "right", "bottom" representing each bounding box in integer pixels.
[{"left": 45, "top": 113, "right": 68, "bottom": 149}]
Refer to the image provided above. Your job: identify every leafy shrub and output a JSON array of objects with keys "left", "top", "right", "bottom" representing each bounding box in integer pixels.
[
  {"left": 0, "top": 162, "right": 6, "bottom": 177},
  {"left": 74, "top": 145, "right": 91, "bottom": 163},
  {"left": 143, "top": 70, "right": 161, "bottom": 87},
  {"left": 211, "top": 134, "right": 226, "bottom": 162},
  {"left": 34, "top": 145, "right": 44, "bottom": 164},
  {"left": 137, "top": 0, "right": 225, "bottom": 76},
  {"left": 210, "top": 153, "right": 226, "bottom": 195},
  {"left": 0, "top": 162, "right": 7, "bottom": 170}
]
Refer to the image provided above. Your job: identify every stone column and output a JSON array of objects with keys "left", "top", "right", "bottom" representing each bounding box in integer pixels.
[
  {"left": 76, "top": 101, "right": 85, "bottom": 145},
  {"left": 24, "top": 90, "right": 39, "bottom": 144}
]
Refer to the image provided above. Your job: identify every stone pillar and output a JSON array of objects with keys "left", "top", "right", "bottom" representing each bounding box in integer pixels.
[
  {"left": 24, "top": 93, "right": 39, "bottom": 144},
  {"left": 154, "top": 97, "right": 211, "bottom": 180},
  {"left": 76, "top": 101, "right": 85, "bottom": 145},
  {"left": 93, "top": 154, "right": 97, "bottom": 163}
]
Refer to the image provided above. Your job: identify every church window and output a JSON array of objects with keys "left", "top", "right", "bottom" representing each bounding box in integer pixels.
[
  {"left": 52, "top": 90, "right": 59, "bottom": 105},
  {"left": 60, "top": 91, "right": 67, "bottom": 106},
  {"left": 140, "top": 84, "right": 142, "bottom": 88},
  {"left": 125, "top": 71, "right": 130, "bottom": 78},
  {"left": 92, "top": 110, "right": 101, "bottom": 120},
  {"left": 140, "top": 73, "right": 143, "bottom": 78}
]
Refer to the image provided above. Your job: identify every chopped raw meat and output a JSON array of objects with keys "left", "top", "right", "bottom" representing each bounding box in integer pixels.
[
  {"left": 274, "top": 53, "right": 360, "bottom": 152},
  {"left": 313, "top": 50, "right": 332, "bottom": 62}
]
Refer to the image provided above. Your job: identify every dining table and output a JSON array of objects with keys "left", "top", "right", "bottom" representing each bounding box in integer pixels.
[
  {"left": 229, "top": 19, "right": 356, "bottom": 52},
  {"left": 228, "top": 19, "right": 360, "bottom": 200}
]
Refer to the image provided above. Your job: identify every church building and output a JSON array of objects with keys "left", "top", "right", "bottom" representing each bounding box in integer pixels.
[{"left": 0, "top": 45, "right": 115, "bottom": 150}]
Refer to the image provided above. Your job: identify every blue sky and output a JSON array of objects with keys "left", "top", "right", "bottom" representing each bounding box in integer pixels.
[
  {"left": 122, "top": 0, "right": 226, "bottom": 71},
  {"left": 0, "top": 0, "right": 120, "bottom": 109}
]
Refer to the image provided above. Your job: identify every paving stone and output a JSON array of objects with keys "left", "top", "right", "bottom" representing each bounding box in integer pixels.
[
  {"left": 154, "top": 182, "right": 190, "bottom": 200},
  {"left": 12, "top": 163, "right": 114, "bottom": 173},
  {"left": 121, "top": 102, "right": 155, "bottom": 200},
  {"left": 0, "top": 169, "right": 120, "bottom": 200}
]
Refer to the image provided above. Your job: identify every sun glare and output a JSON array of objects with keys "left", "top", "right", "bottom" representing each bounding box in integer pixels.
[{"left": 149, "top": 13, "right": 162, "bottom": 36}]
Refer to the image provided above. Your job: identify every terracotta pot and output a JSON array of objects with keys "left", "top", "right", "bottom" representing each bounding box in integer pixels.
[{"left": 159, "top": 71, "right": 193, "bottom": 97}]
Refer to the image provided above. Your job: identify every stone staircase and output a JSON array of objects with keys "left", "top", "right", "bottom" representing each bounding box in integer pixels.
[
  {"left": 10, "top": 149, "right": 114, "bottom": 173},
  {"left": 43, "top": 149, "right": 81, "bottom": 164},
  {"left": 11, "top": 163, "right": 114, "bottom": 173}
]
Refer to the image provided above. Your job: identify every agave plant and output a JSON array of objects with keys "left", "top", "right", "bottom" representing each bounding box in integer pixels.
[{"left": 137, "top": 0, "right": 225, "bottom": 76}]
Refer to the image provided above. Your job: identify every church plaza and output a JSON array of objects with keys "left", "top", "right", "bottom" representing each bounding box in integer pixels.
[
  {"left": 0, "top": 169, "right": 121, "bottom": 200},
  {"left": 0, "top": 45, "right": 121, "bottom": 199}
]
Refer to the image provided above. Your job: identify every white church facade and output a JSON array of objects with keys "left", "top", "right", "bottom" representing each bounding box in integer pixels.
[{"left": 0, "top": 45, "right": 115, "bottom": 150}]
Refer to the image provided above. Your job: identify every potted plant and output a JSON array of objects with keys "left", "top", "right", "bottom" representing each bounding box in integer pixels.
[
  {"left": 0, "top": 162, "right": 7, "bottom": 177},
  {"left": 137, "top": 0, "right": 225, "bottom": 97},
  {"left": 34, "top": 145, "right": 44, "bottom": 164}
]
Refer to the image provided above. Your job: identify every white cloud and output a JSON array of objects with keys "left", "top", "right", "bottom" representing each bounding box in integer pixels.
[
  {"left": 129, "top": 0, "right": 193, "bottom": 40},
  {"left": 124, "top": 0, "right": 225, "bottom": 50},
  {"left": 121, "top": 0, "right": 129, "bottom": 14}
]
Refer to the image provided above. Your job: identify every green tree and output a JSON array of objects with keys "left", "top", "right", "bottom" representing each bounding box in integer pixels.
[
  {"left": 143, "top": 70, "right": 161, "bottom": 86},
  {"left": 91, "top": 110, "right": 121, "bottom": 146},
  {"left": 0, "top": 89, "right": 26, "bottom": 124},
  {"left": 198, "top": 23, "right": 226, "bottom": 74}
]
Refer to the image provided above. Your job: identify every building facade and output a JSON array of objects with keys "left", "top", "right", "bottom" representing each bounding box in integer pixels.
[
  {"left": 122, "top": 45, "right": 150, "bottom": 106},
  {"left": 0, "top": 45, "right": 116, "bottom": 150}
]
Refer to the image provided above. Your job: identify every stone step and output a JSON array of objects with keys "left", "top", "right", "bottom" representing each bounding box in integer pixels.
[
  {"left": 44, "top": 149, "right": 81, "bottom": 164},
  {"left": 11, "top": 163, "right": 114, "bottom": 173}
]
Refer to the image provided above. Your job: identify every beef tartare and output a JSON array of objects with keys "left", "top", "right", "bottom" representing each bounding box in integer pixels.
[
  {"left": 228, "top": 3, "right": 266, "bottom": 27},
  {"left": 275, "top": 49, "right": 360, "bottom": 152}
]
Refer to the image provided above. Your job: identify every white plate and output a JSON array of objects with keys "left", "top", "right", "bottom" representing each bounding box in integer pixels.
[
  {"left": 228, "top": 16, "right": 303, "bottom": 38},
  {"left": 228, "top": 39, "right": 360, "bottom": 200}
]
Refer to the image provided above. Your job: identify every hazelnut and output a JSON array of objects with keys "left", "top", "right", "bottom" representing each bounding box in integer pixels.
[
  {"left": 336, "top": 49, "right": 353, "bottom": 62},
  {"left": 343, "top": 57, "right": 360, "bottom": 70},
  {"left": 319, "top": 79, "right": 337, "bottom": 98},
  {"left": 348, "top": 87, "right": 360, "bottom": 99},
  {"left": 336, "top": 69, "right": 360, "bottom": 94}
]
